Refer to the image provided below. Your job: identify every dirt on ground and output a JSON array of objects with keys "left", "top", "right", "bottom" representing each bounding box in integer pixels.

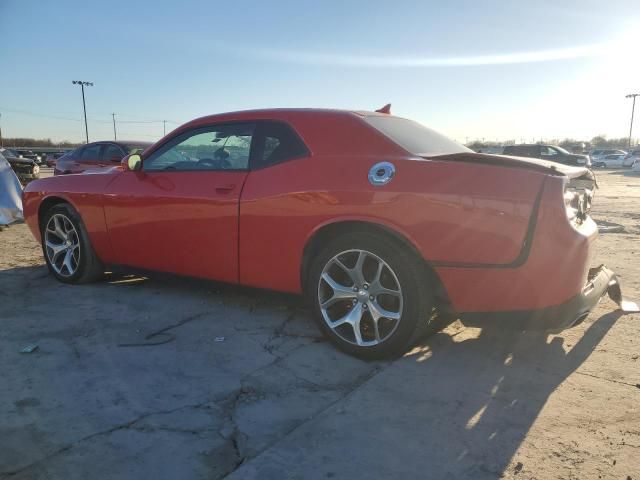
[{"left": 1, "top": 169, "right": 639, "bottom": 480}]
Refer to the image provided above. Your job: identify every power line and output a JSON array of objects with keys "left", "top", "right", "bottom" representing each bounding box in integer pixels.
[{"left": 0, "top": 106, "right": 184, "bottom": 126}]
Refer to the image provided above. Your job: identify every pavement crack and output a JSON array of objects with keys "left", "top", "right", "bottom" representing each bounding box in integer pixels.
[
  {"left": 574, "top": 371, "right": 640, "bottom": 388},
  {"left": 0, "top": 401, "right": 212, "bottom": 477},
  {"left": 261, "top": 309, "right": 325, "bottom": 355},
  {"left": 218, "top": 359, "right": 392, "bottom": 479},
  {"left": 216, "top": 386, "right": 253, "bottom": 474}
]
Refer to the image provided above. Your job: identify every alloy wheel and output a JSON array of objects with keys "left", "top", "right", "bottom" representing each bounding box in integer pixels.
[
  {"left": 318, "top": 249, "right": 403, "bottom": 346},
  {"left": 44, "top": 214, "right": 81, "bottom": 277}
]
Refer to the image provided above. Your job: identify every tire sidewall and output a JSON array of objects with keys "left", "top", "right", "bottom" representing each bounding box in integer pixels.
[
  {"left": 306, "top": 233, "right": 431, "bottom": 359},
  {"left": 41, "top": 204, "right": 94, "bottom": 284}
]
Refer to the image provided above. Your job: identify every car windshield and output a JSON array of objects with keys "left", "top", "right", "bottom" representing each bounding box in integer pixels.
[
  {"left": 3, "top": 149, "right": 19, "bottom": 157},
  {"left": 555, "top": 146, "right": 571, "bottom": 155},
  {"left": 363, "top": 116, "right": 471, "bottom": 156}
]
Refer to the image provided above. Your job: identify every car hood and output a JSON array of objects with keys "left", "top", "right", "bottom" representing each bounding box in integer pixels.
[
  {"left": 5, "top": 155, "right": 36, "bottom": 166},
  {"left": 427, "top": 152, "right": 592, "bottom": 180},
  {"left": 83, "top": 165, "right": 122, "bottom": 175}
]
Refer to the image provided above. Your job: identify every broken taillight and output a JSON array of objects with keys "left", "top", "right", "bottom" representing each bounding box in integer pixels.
[{"left": 564, "top": 180, "right": 593, "bottom": 225}]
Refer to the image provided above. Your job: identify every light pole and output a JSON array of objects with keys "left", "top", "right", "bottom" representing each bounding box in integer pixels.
[
  {"left": 112, "top": 113, "right": 117, "bottom": 141},
  {"left": 72, "top": 80, "right": 93, "bottom": 143},
  {"left": 626, "top": 93, "right": 639, "bottom": 149},
  {"left": 0, "top": 112, "right": 3, "bottom": 147}
]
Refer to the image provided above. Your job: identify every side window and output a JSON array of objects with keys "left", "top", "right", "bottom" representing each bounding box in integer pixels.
[
  {"left": 540, "top": 146, "right": 557, "bottom": 156},
  {"left": 144, "top": 123, "right": 255, "bottom": 172},
  {"left": 253, "top": 121, "right": 309, "bottom": 169},
  {"left": 103, "top": 144, "right": 125, "bottom": 161},
  {"left": 80, "top": 144, "right": 102, "bottom": 160}
]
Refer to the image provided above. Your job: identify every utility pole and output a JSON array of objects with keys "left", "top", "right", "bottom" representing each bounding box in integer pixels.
[
  {"left": 626, "top": 93, "right": 639, "bottom": 149},
  {"left": 163, "top": 120, "right": 167, "bottom": 136},
  {"left": 72, "top": 80, "right": 93, "bottom": 143},
  {"left": 0, "top": 112, "right": 3, "bottom": 148},
  {"left": 112, "top": 113, "right": 117, "bottom": 141}
]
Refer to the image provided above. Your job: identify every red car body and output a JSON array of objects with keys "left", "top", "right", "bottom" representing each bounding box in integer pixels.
[{"left": 24, "top": 108, "right": 605, "bottom": 332}]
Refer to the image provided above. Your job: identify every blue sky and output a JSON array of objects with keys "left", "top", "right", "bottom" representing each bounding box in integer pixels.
[{"left": 1, "top": 0, "right": 639, "bottom": 144}]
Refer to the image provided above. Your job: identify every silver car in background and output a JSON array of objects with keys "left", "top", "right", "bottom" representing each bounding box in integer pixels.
[{"left": 623, "top": 148, "right": 640, "bottom": 168}]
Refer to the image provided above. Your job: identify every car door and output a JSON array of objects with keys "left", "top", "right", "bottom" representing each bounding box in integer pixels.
[
  {"left": 526, "top": 145, "right": 540, "bottom": 158},
  {"left": 604, "top": 154, "right": 623, "bottom": 167},
  {"left": 75, "top": 143, "right": 105, "bottom": 173},
  {"left": 103, "top": 123, "right": 255, "bottom": 282}
]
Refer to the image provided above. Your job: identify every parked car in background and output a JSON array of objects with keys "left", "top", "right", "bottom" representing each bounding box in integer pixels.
[
  {"left": 0, "top": 147, "right": 40, "bottom": 184},
  {"left": 502, "top": 144, "right": 591, "bottom": 167},
  {"left": 593, "top": 153, "right": 627, "bottom": 168},
  {"left": 623, "top": 148, "right": 640, "bottom": 167},
  {"left": 45, "top": 151, "right": 70, "bottom": 168},
  {"left": 590, "top": 149, "right": 627, "bottom": 164},
  {"left": 22, "top": 107, "right": 631, "bottom": 358},
  {"left": 0, "top": 151, "right": 24, "bottom": 225},
  {"left": 54, "top": 141, "right": 151, "bottom": 175},
  {"left": 2, "top": 148, "right": 23, "bottom": 159},
  {"left": 15, "top": 149, "right": 43, "bottom": 164}
]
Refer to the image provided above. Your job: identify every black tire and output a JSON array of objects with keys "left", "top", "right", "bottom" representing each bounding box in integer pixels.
[
  {"left": 306, "top": 232, "right": 435, "bottom": 360},
  {"left": 41, "top": 203, "right": 104, "bottom": 284}
]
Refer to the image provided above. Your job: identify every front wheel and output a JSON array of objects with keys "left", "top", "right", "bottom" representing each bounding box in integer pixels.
[
  {"left": 41, "top": 204, "right": 104, "bottom": 284},
  {"left": 306, "top": 233, "right": 434, "bottom": 359}
]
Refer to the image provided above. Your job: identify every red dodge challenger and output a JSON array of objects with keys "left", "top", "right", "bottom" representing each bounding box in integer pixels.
[{"left": 22, "top": 107, "right": 635, "bottom": 358}]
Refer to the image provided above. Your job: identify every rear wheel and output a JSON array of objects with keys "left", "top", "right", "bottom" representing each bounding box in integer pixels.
[
  {"left": 306, "top": 233, "right": 434, "bottom": 359},
  {"left": 42, "top": 204, "right": 104, "bottom": 284}
]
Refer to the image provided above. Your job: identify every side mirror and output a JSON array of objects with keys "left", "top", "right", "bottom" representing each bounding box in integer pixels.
[{"left": 124, "top": 154, "right": 142, "bottom": 171}]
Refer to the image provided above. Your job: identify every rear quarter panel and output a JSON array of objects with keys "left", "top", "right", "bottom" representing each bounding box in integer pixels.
[
  {"left": 23, "top": 170, "right": 119, "bottom": 263},
  {"left": 239, "top": 155, "right": 544, "bottom": 293}
]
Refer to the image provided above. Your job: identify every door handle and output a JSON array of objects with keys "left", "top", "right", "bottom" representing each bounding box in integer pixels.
[{"left": 215, "top": 184, "right": 236, "bottom": 193}]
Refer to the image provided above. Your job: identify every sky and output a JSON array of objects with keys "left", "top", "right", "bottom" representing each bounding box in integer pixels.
[{"left": 0, "top": 0, "right": 639, "bottom": 144}]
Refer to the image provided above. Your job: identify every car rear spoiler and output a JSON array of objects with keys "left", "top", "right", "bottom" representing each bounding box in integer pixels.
[{"left": 427, "top": 152, "right": 593, "bottom": 180}]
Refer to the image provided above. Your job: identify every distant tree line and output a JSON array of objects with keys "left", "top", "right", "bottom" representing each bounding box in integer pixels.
[
  {"left": 1, "top": 137, "right": 81, "bottom": 148},
  {"left": 467, "top": 136, "right": 633, "bottom": 152}
]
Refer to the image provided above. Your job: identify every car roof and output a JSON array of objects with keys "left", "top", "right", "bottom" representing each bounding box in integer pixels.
[
  {"left": 80, "top": 140, "right": 153, "bottom": 147},
  {"left": 145, "top": 108, "right": 409, "bottom": 158},
  {"left": 179, "top": 108, "right": 387, "bottom": 129}
]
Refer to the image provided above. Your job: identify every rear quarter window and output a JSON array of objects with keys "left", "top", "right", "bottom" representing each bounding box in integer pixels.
[
  {"left": 252, "top": 121, "right": 309, "bottom": 169},
  {"left": 363, "top": 116, "right": 470, "bottom": 157}
]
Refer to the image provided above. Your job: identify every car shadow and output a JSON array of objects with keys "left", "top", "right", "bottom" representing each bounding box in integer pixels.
[{"left": 385, "top": 309, "right": 624, "bottom": 478}]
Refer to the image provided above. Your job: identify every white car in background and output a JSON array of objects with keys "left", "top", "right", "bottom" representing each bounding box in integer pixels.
[
  {"left": 623, "top": 148, "right": 640, "bottom": 167},
  {"left": 590, "top": 149, "right": 627, "bottom": 165},
  {"left": 593, "top": 153, "right": 627, "bottom": 168}
]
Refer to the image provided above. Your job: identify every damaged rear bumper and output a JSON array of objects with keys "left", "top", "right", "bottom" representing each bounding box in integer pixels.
[{"left": 459, "top": 265, "right": 639, "bottom": 332}]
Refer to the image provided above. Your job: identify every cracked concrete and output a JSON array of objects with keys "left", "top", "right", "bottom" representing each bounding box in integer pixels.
[{"left": 1, "top": 169, "right": 639, "bottom": 479}]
